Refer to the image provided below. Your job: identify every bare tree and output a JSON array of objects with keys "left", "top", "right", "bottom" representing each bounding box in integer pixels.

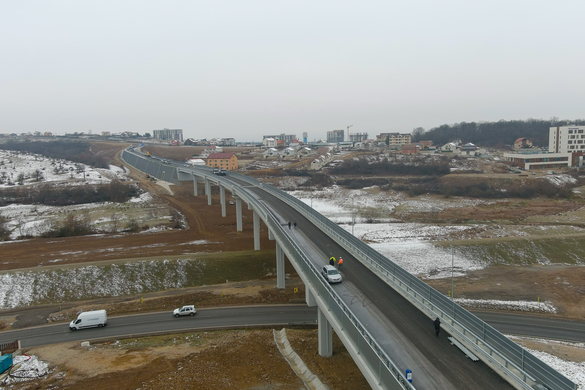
[{"left": 110, "top": 212, "right": 120, "bottom": 233}]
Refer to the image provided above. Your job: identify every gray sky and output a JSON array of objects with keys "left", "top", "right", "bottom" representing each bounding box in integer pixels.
[{"left": 2, "top": 1, "right": 584, "bottom": 141}]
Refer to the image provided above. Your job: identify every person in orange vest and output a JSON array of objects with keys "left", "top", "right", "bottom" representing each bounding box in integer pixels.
[{"left": 338, "top": 257, "right": 343, "bottom": 269}]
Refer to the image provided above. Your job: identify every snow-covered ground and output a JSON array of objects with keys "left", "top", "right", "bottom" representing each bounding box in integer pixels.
[
  {"left": 455, "top": 298, "right": 558, "bottom": 314},
  {"left": 0, "top": 149, "right": 127, "bottom": 188},
  {"left": 0, "top": 354, "right": 51, "bottom": 388},
  {"left": 0, "top": 150, "right": 176, "bottom": 239},
  {"left": 507, "top": 336, "right": 585, "bottom": 389},
  {"left": 289, "top": 188, "right": 487, "bottom": 278}
]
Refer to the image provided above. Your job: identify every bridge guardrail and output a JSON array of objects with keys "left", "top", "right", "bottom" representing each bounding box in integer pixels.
[{"left": 229, "top": 171, "right": 576, "bottom": 390}]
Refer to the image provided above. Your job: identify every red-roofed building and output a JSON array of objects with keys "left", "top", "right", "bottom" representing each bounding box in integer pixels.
[
  {"left": 514, "top": 137, "right": 533, "bottom": 149},
  {"left": 206, "top": 153, "right": 238, "bottom": 171},
  {"left": 402, "top": 143, "right": 419, "bottom": 154}
]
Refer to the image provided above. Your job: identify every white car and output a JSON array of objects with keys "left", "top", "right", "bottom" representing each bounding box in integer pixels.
[
  {"left": 173, "top": 305, "right": 197, "bottom": 317},
  {"left": 321, "top": 265, "right": 342, "bottom": 283}
]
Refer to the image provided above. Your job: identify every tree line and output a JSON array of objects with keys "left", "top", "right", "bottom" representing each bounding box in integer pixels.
[{"left": 411, "top": 118, "right": 585, "bottom": 147}]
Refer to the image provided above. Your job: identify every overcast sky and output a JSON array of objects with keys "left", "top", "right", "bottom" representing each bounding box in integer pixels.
[{"left": 2, "top": 1, "right": 584, "bottom": 141}]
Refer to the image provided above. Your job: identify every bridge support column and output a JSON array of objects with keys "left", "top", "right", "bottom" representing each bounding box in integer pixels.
[
  {"left": 253, "top": 211, "right": 260, "bottom": 250},
  {"left": 306, "top": 287, "right": 316, "bottom": 307},
  {"left": 276, "top": 241, "right": 285, "bottom": 289},
  {"left": 318, "top": 308, "right": 333, "bottom": 357},
  {"left": 235, "top": 197, "right": 243, "bottom": 231},
  {"left": 205, "top": 179, "right": 212, "bottom": 205},
  {"left": 192, "top": 175, "right": 198, "bottom": 196},
  {"left": 220, "top": 185, "right": 226, "bottom": 217}
]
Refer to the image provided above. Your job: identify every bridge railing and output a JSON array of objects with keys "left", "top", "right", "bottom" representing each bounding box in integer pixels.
[
  {"left": 261, "top": 205, "right": 415, "bottom": 390},
  {"left": 229, "top": 172, "right": 576, "bottom": 390}
]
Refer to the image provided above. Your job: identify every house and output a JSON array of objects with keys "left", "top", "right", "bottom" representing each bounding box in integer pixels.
[
  {"left": 418, "top": 140, "right": 433, "bottom": 149},
  {"left": 206, "top": 153, "right": 238, "bottom": 171},
  {"left": 281, "top": 147, "right": 296, "bottom": 157},
  {"left": 460, "top": 142, "right": 478, "bottom": 156},
  {"left": 440, "top": 142, "right": 459, "bottom": 153},
  {"left": 296, "top": 147, "right": 312, "bottom": 156},
  {"left": 514, "top": 138, "right": 533, "bottom": 149},
  {"left": 200, "top": 146, "right": 224, "bottom": 158},
  {"left": 309, "top": 153, "right": 333, "bottom": 170},
  {"left": 401, "top": 143, "right": 419, "bottom": 154},
  {"left": 263, "top": 148, "right": 279, "bottom": 158}
]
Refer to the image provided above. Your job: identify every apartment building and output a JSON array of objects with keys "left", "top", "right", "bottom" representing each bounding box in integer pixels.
[
  {"left": 549, "top": 126, "right": 585, "bottom": 154},
  {"left": 153, "top": 128, "right": 183, "bottom": 142},
  {"left": 376, "top": 132, "right": 412, "bottom": 147}
]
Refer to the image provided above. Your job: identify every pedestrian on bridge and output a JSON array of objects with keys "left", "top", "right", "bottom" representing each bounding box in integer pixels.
[
  {"left": 329, "top": 257, "right": 335, "bottom": 266},
  {"left": 434, "top": 317, "right": 441, "bottom": 336},
  {"left": 338, "top": 257, "right": 343, "bottom": 269},
  {"left": 293, "top": 222, "right": 297, "bottom": 229},
  {"left": 288, "top": 221, "right": 292, "bottom": 229}
]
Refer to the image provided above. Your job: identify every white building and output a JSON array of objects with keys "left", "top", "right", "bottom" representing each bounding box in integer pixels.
[
  {"left": 549, "top": 126, "right": 585, "bottom": 154},
  {"left": 262, "top": 138, "right": 277, "bottom": 149},
  {"left": 263, "top": 148, "right": 279, "bottom": 158},
  {"left": 153, "top": 128, "right": 183, "bottom": 142}
]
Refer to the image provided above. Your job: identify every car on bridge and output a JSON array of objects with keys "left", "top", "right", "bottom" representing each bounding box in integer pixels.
[
  {"left": 321, "top": 265, "right": 342, "bottom": 283},
  {"left": 173, "top": 305, "right": 197, "bottom": 317}
]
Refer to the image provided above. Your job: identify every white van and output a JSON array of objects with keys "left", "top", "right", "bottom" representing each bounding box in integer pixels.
[{"left": 69, "top": 310, "right": 108, "bottom": 331}]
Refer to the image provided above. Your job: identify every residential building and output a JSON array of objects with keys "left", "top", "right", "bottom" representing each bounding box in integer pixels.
[
  {"left": 326, "top": 130, "right": 345, "bottom": 143},
  {"left": 418, "top": 140, "right": 433, "bottom": 149},
  {"left": 263, "top": 148, "right": 279, "bottom": 158},
  {"left": 219, "top": 138, "right": 236, "bottom": 146},
  {"left": 263, "top": 134, "right": 296, "bottom": 144},
  {"left": 262, "top": 138, "right": 277, "bottom": 149},
  {"left": 549, "top": 126, "right": 585, "bottom": 154},
  {"left": 200, "top": 146, "right": 223, "bottom": 158},
  {"left": 153, "top": 128, "right": 183, "bottom": 142},
  {"left": 440, "top": 142, "right": 458, "bottom": 153},
  {"left": 402, "top": 143, "right": 419, "bottom": 154},
  {"left": 206, "top": 153, "right": 238, "bottom": 171},
  {"left": 514, "top": 137, "right": 533, "bottom": 149},
  {"left": 376, "top": 133, "right": 412, "bottom": 147},
  {"left": 460, "top": 142, "right": 478, "bottom": 156},
  {"left": 349, "top": 132, "right": 368, "bottom": 142}
]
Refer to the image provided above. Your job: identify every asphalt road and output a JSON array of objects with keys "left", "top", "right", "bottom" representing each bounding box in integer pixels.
[
  {"left": 241, "top": 184, "right": 513, "bottom": 389},
  {"left": 0, "top": 305, "right": 318, "bottom": 348},
  {"left": 1, "top": 306, "right": 583, "bottom": 350}
]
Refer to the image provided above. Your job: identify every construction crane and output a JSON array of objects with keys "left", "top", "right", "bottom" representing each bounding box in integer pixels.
[{"left": 346, "top": 125, "right": 353, "bottom": 142}]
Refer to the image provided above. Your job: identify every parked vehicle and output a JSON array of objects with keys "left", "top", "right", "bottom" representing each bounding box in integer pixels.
[
  {"left": 218, "top": 169, "right": 227, "bottom": 176},
  {"left": 212, "top": 168, "right": 220, "bottom": 175},
  {"left": 321, "top": 265, "right": 342, "bottom": 283},
  {"left": 69, "top": 310, "right": 107, "bottom": 330},
  {"left": 173, "top": 305, "right": 197, "bottom": 317}
]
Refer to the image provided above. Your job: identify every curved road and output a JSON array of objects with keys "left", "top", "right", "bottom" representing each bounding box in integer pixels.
[
  {"left": 1, "top": 306, "right": 583, "bottom": 351},
  {"left": 0, "top": 305, "right": 317, "bottom": 348}
]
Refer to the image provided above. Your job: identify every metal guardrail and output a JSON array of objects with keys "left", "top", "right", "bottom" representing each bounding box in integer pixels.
[
  {"left": 121, "top": 150, "right": 576, "bottom": 390},
  {"left": 229, "top": 171, "right": 576, "bottom": 390}
]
